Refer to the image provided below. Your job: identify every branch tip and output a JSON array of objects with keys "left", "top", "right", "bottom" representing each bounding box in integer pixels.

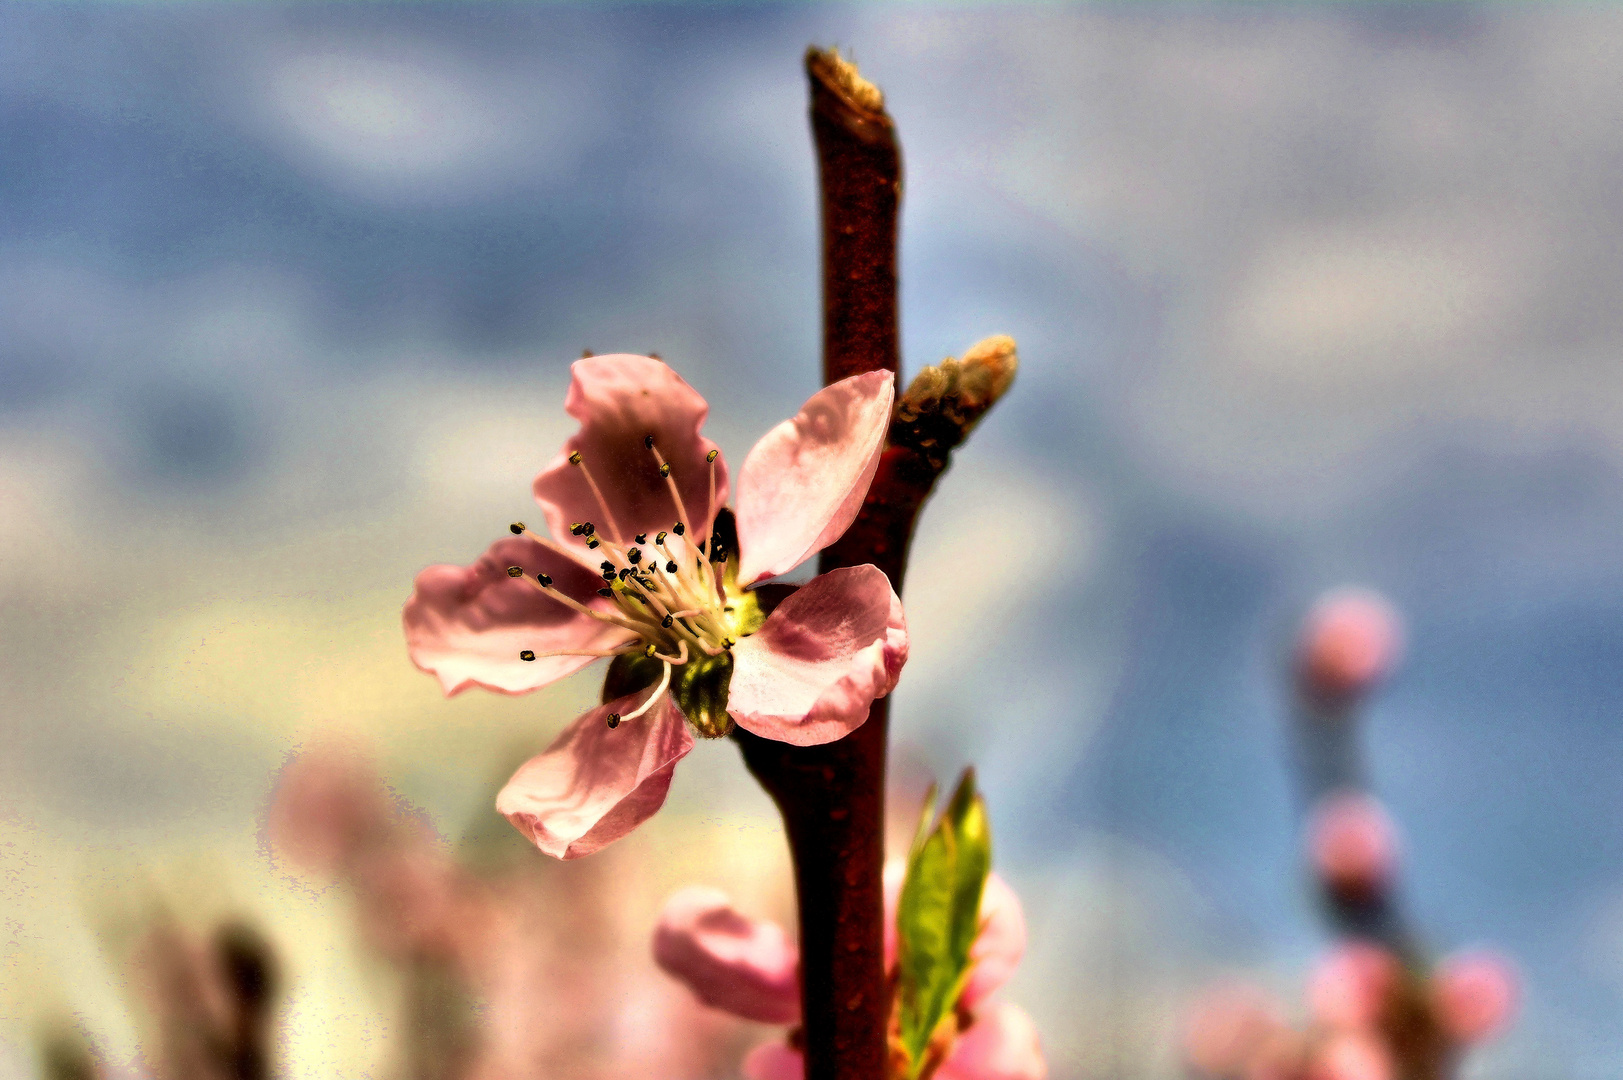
[{"left": 807, "top": 45, "right": 884, "bottom": 113}]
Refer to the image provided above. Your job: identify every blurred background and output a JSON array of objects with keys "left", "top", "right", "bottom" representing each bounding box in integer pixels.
[{"left": 2, "top": 4, "right": 1621, "bottom": 1077}]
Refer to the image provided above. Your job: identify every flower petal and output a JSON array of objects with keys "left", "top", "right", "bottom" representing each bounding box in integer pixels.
[
  {"left": 495, "top": 693, "right": 693, "bottom": 859},
  {"left": 727, "top": 564, "right": 907, "bottom": 746},
  {"left": 937, "top": 1002, "right": 1048, "bottom": 1080},
  {"left": 742, "top": 1043, "right": 805, "bottom": 1080},
  {"left": 962, "top": 872, "right": 1028, "bottom": 1009},
  {"left": 652, "top": 886, "right": 801, "bottom": 1023},
  {"left": 532, "top": 354, "right": 728, "bottom": 554},
  {"left": 404, "top": 536, "right": 634, "bottom": 696},
  {"left": 735, "top": 371, "right": 894, "bottom": 584}
]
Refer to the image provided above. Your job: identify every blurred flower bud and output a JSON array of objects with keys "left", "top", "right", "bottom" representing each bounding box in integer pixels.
[
  {"left": 1431, "top": 951, "right": 1518, "bottom": 1044},
  {"left": 1297, "top": 589, "right": 1403, "bottom": 702},
  {"left": 652, "top": 886, "right": 801, "bottom": 1023},
  {"left": 1307, "top": 943, "right": 1399, "bottom": 1032},
  {"left": 1181, "top": 982, "right": 1288, "bottom": 1078},
  {"left": 1303, "top": 1032, "right": 1392, "bottom": 1080},
  {"left": 266, "top": 746, "right": 390, "bottom": 875},
  {"left": 1308, "top": 792, "right": 1399, "bottom": 901}
]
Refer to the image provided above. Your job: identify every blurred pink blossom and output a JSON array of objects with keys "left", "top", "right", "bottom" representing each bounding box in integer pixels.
[
  {"left": 1308, "top": 793, "right": 1399, "bottom": 900},
  {"left": 404, "top": 354, "right": 906, "bottom": 859},
  {"left": 1431, "top": 951, "right": 1518, "bottom": 1044},
  {"left": 657, "top": 865, "right": 1041, "bottom": 1080},
  {"left": 1307, "top": 942, "right": 1399, "bottom": 1032},
  {"left": 1302, "top": 1032, "right": 1392, "bottom": 1080},
  {"left": 1297, "top": 589, "right": 1403, "bottom": 701}
]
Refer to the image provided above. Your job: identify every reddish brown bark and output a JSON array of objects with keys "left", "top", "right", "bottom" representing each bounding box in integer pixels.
[{"left": 732, "top": 47, "right": 905, "bottom": 1080}]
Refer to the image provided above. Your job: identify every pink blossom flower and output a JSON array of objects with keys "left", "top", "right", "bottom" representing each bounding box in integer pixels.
[
  {"left": 1298, "top": 589, "right": 1403, "bottom": 701},
  {"left": 403, "top": 354, "right": 906, "bottom": 858},
  {"left": 1303, "top": 1032, "right": 1392, "bottom": 1080},
  {"left": 1307, "top": 942, "right": 1399, "bottom": 1033},
  {"left": 1307, "top": 792, "right": 1399, "bottom": 901},
  {"left": 1431, "top": 951, "right": 1518, "bottom": 1044},
  {"left": 655, "top": 867, "right": 1042, "bottom": 1080}
]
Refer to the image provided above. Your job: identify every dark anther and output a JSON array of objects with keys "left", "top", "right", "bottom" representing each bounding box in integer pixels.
[
  {"left": 628, "top": 548, "right": 642, "bottom": 564},
  {"left": 537, "top": 573, "right": 553, "bottom": 587},
  {"left": 661, "top": 614, "right": 674, "bottom": 628},
  {"left": 569, "top": 451, "right": 583, "bottom": 466},
  {"left": 656, "top": 531, "right": 668, "bottom": 545},
  {"left": 510, "top": 522, "right": 525, "bottom": 535},
  {"left": 601, "top": 560, "right": 615, "bottom": 572},
  {"left": 597, "top": 587, "right": 614, "bottom": 598},
  {"left": 519, "top": 650, "right": 536, "bottom": 662},
  {"left": 673, "top": 522, "right": 685, "bottom": 536},
  {"left": 644, "top": 643, "right": 657, "bottom": 658},
  {"left": 619, "top": 567, "right": 633, "bottom": 580},
  {"left": 601, "top": 568, "right": 615, "bottom": 581},
  {"left": 587, "top": 538, "right": 600, "bottom": 549},
  {"left": 582, "top": 522, "right": 596, "bottom": 535},
  {"left": 644, "top": 434, "right": 655, "bottom": 450},
  {"left": 666, "top": 560, "right": 678, "bottom": 573},
  {"left": 635, "top": 533, "right": 648, "bottom": 545},
  {"left": 571, "top": 522, "right": 586, "bottom": 536},
  {"left": 658, "top": 462, "right": 671, "bottom": 478},
  {"left": 606, "top": 712, "right": 621, "bottom": 728},
  {"left": 506, "top": 565, "right": 524, "bottom": 578},
  {"left": 706, "top": 449, "right": 718, "bottom": 463}
]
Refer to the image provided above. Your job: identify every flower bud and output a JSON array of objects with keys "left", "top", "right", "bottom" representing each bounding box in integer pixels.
[
  {"left": 1298, "top": 589, "right": 1403, "bottom": 702},
  {"left": 1432, "top": 951, "right": 1518, "bottom": 1044},
  {"left": 1307, "top": 942, "right": 1399, "bottom": 1031},
  {"left": 1308, "top": 792, "right": 1399, "bottom": 901}
]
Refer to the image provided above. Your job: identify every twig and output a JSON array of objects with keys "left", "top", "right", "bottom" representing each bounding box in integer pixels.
[{"left": 735, "top": 48, "right": 1017, "bottom": 1080}]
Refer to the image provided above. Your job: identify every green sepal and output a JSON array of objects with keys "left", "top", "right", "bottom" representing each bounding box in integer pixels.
[
  {"left": 895, "top": 768, "right": 992, "bottom": 1079},
  {"left": 672, "top": 651, "right": 734, "bottom": 738}
]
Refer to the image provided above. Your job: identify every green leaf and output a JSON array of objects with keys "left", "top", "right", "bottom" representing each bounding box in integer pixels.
[{"left": 895, "top": 768, "right": 992, "bottom": 1079}]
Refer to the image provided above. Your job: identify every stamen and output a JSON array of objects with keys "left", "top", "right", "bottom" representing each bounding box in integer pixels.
[
  {"left": 643, "top": 643, "right": 657, "bottom": 658},
  {"left": 520, "top": 650, "right": 535, "bottom": 661},
  {"left": 656, "top": 531, "right": 667, "bottom": 545},
  {"left": 582, "top": 522, "right": 596, "bottom": 536},
  {"left": 510, "top": 522, "right": 526, "bottom": 535},
  {"left": 628, "top": 547, "right": 642, "bottom": 564},
  {"left": 619, "top": 660, "right": 673, "bottom": 723},
  {"left": 635, "top": 533, "right": 648, "bottom": 545},
  {"left": 569, "top": 454, "right": 625, "bottom": 542},
  {"left": 571, "top": 522, "right": 587, "bottom": 536},
  {"left": 619, "top": 567, "right": 634, "bottom": 581},
  {"left": 517, "top": 645, "right": 638, "bottom": 661},
  {"left": 506, "top": 566, "right": 525, "bottom": 578},
  {"left": 597, "top": 587, "right": 613, "bottom": 598},
  {"left": 662, "top": 614, "right": 673, "bottom": 628},
  {"left": 606, "top": 713, "right": 621, "bottom": 729},
  {"left": 706, "top": 449, "right": 718, "bottom": 463},
  {"left": 519, "top": 576, "right": 643, "bottom": 633},
  {"left": 586, "top": 537, "right": 600, "bottom": 549},
  {"left": 673, "top": 522, "right": 686, "bottom": 536},
  {"left": 703, "top": 453, "right": 718, "bottom": 557},
  {"left": 537, "top": 572, "right": 552, "bottom": 586},
  {"left": 666, "top": 560, "right": 678, "bottom": 573},
  {"left": 648, "top": 447, "right": 692, "bottom": 534},
  {"left": 644, "top": 434, "right": 655, "bottom": 450}
]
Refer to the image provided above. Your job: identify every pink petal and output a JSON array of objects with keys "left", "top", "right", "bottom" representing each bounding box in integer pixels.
[
  {"left": 404, "top": 536, "right": 634, "bottom": 696},
  {"left": 735, "top": 371, "right": 894, "bottom": 585},
  {"left": 727, "top": 565, "right": 907, "bottom": 746},
  {"left": 741, "top": 1043, "right": 805, "bottom": 1080},
  {"left": 1432, "top": 951, "right": 1518, "bottom": 1044},
  {"left": 532, "top": 355, "right": 728, "bottom": 552},
  {"left": 937, "top": 1002, "right": 1048, "bottom": 1080},
  {"left": 652, "top": 886, "right": 801, "bottom": 1023},
  {"left": 495, "top": 693, "right": 693, "bottom": 859},
  {"left": 1307, "top": 942, "right": 1399, "bottom": 1032},
  {"left": 962, "top": 873, "right": 1028, "bottom": 1009}
]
